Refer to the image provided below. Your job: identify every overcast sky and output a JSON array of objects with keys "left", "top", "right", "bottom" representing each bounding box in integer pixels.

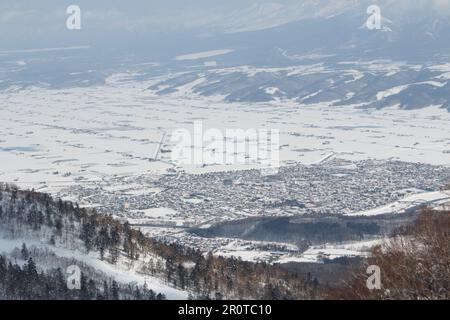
[{"left": 1, "top": 0, "right": 450, "bottom": 50}]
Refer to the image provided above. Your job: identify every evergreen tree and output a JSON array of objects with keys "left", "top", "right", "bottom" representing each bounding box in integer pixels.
[
  {"left": 111, "top": 280, "right": 119, "bottom": 300},
  {"left": 21, "top": 243, "right": 29, "bottom": 260},
  {"left": 102, "top": 281, "right": 109, "bottom": 300},
  {"left": 25, "top": 257, "right": 37, "bottom": 278}
]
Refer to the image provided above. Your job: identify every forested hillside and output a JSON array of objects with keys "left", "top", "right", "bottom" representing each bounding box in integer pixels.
[
  {"left": 0, "top": 183, "right": 317, "bottom": 300},
  {"left": 330, "top": 209, "right": 450, "bottom": 299},
  {"left": 0, "top": 253, "right": 165, "bottom": 300}
]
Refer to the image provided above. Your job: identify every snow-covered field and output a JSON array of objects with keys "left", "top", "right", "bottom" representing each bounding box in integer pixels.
[
  {"left": 207, "top": 237, "right": 384, "bottom": 264},
  {"left": 1, "top": 70, "right": 450, "bottom": 265},
  {"left": 211, "top": 239, "right": 299, "bottom": 263},
  {"left": 346, "top": 190, "right": 450, "bottom": 217},
  {"left": 127, "top": 207, "right": 188, "bottom": 226},
  {"left": 175, "top": 49, "right": 233, "bottom": 61},
  {"left": 1, "top": 71, "right": 450, "bottom": 194},
  {"left": 276, "top": 239, "right": 384, "bottom": 264}
]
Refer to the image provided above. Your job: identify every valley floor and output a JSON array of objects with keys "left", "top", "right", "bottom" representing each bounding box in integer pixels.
[{"left": 1, "top": 74, "right": 450, "bottom": 264}]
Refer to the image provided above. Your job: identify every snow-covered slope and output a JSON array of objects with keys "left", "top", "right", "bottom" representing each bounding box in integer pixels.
[
  {"left": 0, "top": 234, "right": 187, "bottom": 299},
  {"left": 0, "top": 186, "right": 313, "bottom": 300},
  {"left": 0, "top": 188, "right": 188, "bottom": 299}
]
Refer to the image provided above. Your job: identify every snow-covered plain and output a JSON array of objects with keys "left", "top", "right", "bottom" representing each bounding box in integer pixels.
[
  {"left": 2, "top": 70, "right": 450, "bottom": 265},
  {"left": 175, "top": 49, "right": 233, "bottom": 61},
  {"left": 276, "top": 239, "right": 384, "bottom": 264},
  {"left": 1, "top": 71, "right": 450, "bottom": 194},
  {"left": 201, "top": 237, "right": 385, "bottom": 264},
  {"left": 346, "top": 190, "right": 450, "bottom": 217}
]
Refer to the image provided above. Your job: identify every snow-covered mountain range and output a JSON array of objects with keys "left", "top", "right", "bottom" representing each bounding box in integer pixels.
[{"left": 1, "top": 1, "right": 450, "bottom": 109}]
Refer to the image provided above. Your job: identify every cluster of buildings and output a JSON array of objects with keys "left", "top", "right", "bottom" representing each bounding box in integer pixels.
[{"left": 57, "top": 159, "right": 450, "bottom": 230}]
